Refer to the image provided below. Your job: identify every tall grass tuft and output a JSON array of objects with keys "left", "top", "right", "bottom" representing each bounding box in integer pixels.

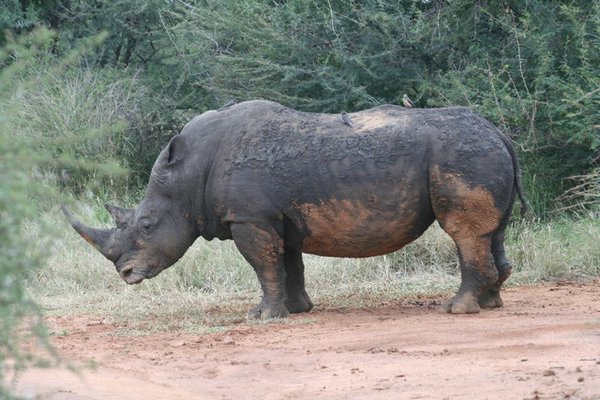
[
  {"left": 9, "top": 64, "right": 152, "bottom": 194},
  {"left": 508, "top": 216, "right": 600, "bottom": 284}
]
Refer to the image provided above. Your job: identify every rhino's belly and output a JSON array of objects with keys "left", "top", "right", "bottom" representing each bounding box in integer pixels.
[{"left": 297, "top": 198, "right": 427, "bottom": 257}]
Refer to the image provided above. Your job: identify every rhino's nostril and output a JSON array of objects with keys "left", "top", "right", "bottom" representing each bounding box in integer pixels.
[{"left": 119, "top": 265, "right": 133, "bottom": 278}]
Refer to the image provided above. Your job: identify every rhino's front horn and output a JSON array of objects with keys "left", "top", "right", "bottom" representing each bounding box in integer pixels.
[{"left": 61, "top": 205, "right": 118, "bottom": 262}]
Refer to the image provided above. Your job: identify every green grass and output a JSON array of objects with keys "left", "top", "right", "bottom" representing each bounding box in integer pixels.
[{"left": 27, "top": 206, "right": 600, "bottom": 334}]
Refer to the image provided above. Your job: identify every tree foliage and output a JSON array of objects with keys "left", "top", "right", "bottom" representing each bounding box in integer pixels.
[
  {"left": 2, "top": 0, "right": 599, "bottom": 207},
  {"left": 164, "top": 1, "right": 598, "bottom": 211}
]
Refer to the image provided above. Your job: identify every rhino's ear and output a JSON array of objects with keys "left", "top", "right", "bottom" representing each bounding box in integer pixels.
[
  {"left": 165, "top": 134, "right": 185, "bottom": 167},
  {"left": 105, "top": 204, "right": 134, "bottom": 229}
]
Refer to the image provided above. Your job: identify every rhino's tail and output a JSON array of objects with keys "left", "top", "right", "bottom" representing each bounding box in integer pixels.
[{"left": 496, "top": 131, "right": 528, "bottom": 216}]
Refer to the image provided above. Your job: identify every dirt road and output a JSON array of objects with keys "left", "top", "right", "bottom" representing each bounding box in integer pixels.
[{"left": 16, "top": 283, "right": 600, "bottom": 399}]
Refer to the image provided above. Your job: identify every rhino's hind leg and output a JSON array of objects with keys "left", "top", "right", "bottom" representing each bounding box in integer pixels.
[
  {"left": 431, "top": 170, "right": 506, "bottom": 314},
  {"left": 478, "top": 229, "right": 512, "bottom": 309},
  {"left": 478, "top": 182, "right": 516, "bottom": 309},
  {"left": 231, "top": 223, "right": 289, "bottom": 320},
  {"left": 441, "top": 235, "right": 498, "bottom": 314},
  {"left": 283, "top": 248, "right": 313, "bottom": 314}
]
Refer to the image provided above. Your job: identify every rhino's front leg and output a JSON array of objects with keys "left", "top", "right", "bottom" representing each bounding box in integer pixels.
[{"left": 231, "top": 223, "right": 289, "bottom": 320}]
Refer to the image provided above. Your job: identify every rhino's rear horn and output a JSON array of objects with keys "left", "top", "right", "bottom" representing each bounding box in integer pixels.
[
  {"left": 61, "top": 205, "right": 118, "bottom": 262},
  {"left": 104, "top": 204, "right": 134, "bottom": 228}
]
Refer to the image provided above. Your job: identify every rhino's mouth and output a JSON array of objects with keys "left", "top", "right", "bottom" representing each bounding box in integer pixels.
[{"left": 117, "top": 262, "right": 162, "bottom": 285}]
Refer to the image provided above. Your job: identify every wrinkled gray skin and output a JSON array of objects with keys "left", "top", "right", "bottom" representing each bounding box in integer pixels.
[{"left": 64, "top": 100, "right": 526, "bottom": 320}]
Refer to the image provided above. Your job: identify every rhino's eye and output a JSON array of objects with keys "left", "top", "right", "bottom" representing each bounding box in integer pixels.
[{"left": 139, "top": 219, "right": 155, "bottom": 236}]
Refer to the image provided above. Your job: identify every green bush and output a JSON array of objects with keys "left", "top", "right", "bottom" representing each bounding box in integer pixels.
[{"left": 0, "top": 27, "right": 127, "bottom": 397}]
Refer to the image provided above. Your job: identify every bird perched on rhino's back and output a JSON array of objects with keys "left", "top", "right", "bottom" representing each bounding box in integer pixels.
[
  {"left": 340, "top": 112, "right": 353, "bottom": 128},
  {"left": 218, "top": 99, "right": 236, "bottom": 111},
  {"left": 402, "top": 94, "right": 415, "bottom": 108}
]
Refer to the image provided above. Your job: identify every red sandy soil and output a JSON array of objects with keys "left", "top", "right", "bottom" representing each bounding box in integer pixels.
[{"left": 15, "top": 282, "right": 600, "bottom": 399}]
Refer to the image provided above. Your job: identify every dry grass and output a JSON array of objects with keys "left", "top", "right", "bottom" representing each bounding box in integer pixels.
[
  {"left": 26, "top": 206, "right": 600, "bottom": 331},
  {"left": 507, "top": 215, "right": 600, "bottom": 284},
  {"left": 555, "top": 170, "right": 600, "bottom": 213}
]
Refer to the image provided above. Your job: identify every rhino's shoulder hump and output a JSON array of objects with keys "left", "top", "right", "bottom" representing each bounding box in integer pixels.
[
  {"left": 236, "top": 99, "right": 285, "bottom": 110},
  {"left": 184, "top": 100, "right": 287, "bottom": 131}
]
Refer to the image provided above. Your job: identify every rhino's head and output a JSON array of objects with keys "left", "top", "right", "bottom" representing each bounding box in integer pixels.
[{"left": 63, "top": 135, "right": 200, "bottom": 284}]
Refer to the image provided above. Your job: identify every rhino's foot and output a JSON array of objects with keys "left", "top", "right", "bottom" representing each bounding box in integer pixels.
[
  {"left": 247, "top": 300, "right": 290, "bottom": 320},
  {"left": 285, "top": 290, "right": 314, "bottom": 314},
  {"left": 478, "top": 289, "right": 504, "bottom": 309},
  {"left": 441, "top": 291, "right": 481, "bottom": 314}
]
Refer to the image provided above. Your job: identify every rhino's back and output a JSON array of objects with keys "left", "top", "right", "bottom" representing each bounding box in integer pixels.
[
  {"left": 213, "top": 100, "right": 508, "bottom": 194},
  {"left": 185, "top": 100, "right": 493, "bottom": 167}
]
